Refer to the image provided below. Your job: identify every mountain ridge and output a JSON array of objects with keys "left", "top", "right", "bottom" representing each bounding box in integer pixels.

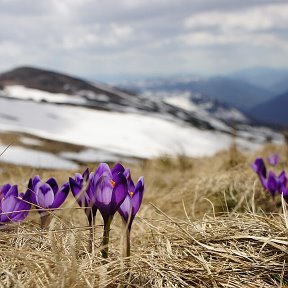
[
  {"left": 249, "top": 90, "right": 288, "bottom": 127},
  {"left": 120, "top": 75, "right": 274, "bottom": 110}
]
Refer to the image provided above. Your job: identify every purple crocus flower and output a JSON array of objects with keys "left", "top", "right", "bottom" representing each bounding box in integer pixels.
[
  {"left": 251, "top": 158, "right": 287, "bottom": 198},
  {"left": 92, "top": 163, "right": 128, "bottom": 224},
  {"left": 70, "top": 163, "right": 128, "bottom": 256},
  {"left": 0, "top": 184, "right": 31, "bottom": 225},
  {"left": 268, "top": 154, "right": 280, "bottom": 166},
  {"left": 26, "top": 175, "right": 69, "bottom": 227},
  {"left": 251, "top": 158, "right": 267, "bottom": 189},
  {"left": 69, "top": 168, "right": 97, "bottom": 226},
  {"left": 267, "top": 171, "right": 287, "bottom": 198},
  {"left": 86, "top": 162, "right": 128, "bottom": 258},
  {"left": 27, "top": 175, "right": 70, "bottom": 210},
  {"left": 118, "top": 169, "right": 144, "bottom": 231}
]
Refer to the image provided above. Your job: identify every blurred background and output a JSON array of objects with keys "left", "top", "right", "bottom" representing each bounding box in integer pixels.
[{"left": 0, "top": 0, "right": 287, "bottom": 169}]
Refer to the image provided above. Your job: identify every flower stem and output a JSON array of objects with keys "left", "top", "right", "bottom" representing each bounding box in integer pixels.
[
  {"left": 87, "top": 208, "right": 94, "bottom": 253},
  {"left": 40, "top": 213, "right": 50, "bottom": 229},
  {"left": 124, "top": 223, "right": 131, "bottom": 258},
  {"left": 89, "top": 226, "right": 94, "bottom": 253},
  {"left": 126, "top": 228, "right": 131, "bottom": 257},
  {"left": 101, "top": 216, "right": 113, "bottom": 258}
]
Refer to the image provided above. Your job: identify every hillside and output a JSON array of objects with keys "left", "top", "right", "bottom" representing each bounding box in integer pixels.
[{"left": 249, "top": 91, "right": 288, "bottom": 127}]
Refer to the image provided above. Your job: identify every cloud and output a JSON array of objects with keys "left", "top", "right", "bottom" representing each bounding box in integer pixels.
[
  {"left": 180, "top": 32, "right": 288, "bottom": 49},
  {"left": 59, "top": 24, "right": 134, "bottom": 50},
  {"left": 185, "top": 4, "right": 288, "bottom": 32},
  {"left": 0, "top": 0, "right": 288, "bottom": 79}
]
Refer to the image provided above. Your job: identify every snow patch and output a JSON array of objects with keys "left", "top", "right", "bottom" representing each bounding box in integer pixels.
[
  {"left": 0, "top": 145, "right": 78, "bottom": 170},
  {"left": 20, "top": 137, "right": 43, "bottom": 146},
  {"left": 3, "top": 85, "right": 86, "bottom": 105}
]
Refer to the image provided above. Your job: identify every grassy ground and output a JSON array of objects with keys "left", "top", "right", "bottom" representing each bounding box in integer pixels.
[{"left": 0, "top": 144, "right": 288, "bottom": 287}]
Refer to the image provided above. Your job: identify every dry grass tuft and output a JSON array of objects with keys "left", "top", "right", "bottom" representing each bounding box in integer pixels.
[{"left": 0, "top": 144, "right": 288, "bottom": 287}]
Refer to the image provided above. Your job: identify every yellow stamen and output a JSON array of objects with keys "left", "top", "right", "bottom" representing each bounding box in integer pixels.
[
  {"left": 110, "top": 179, "right": 115, "bottom": 188},
  {"left": 129, "top": 191, "right": 134, "bottom": 197}
]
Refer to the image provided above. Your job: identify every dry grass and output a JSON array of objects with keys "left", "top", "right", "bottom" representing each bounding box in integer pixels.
[{"left": 0, "top": 144, "right": 288, "bottom": 287}]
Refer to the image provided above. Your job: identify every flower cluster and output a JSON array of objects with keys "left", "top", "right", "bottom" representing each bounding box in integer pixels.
[
  {"left": 0, "top": 163, "right": 144, "bottom": 257},
  {"left": 251, "top": 154, "right": 288, "bottom": 202}
]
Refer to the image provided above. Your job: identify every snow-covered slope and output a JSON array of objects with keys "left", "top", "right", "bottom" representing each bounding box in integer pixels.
[{"left": 0, "top": 97, "right": 231, "bottom": 158}]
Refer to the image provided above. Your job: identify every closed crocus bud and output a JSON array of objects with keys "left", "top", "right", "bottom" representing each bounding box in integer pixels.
[
  {"left": 88, "top": 162, "right": 128, "bottom": 258},
  {"left": 0, "top": 184, "right": 31, "bottom": 225},
  {"left": 69, "top": 168, "right": 97, "bottom": 226},
  {"left": 251, "top": 158, "right": 268, "bottom": 189},
  {"left": 268, "top": 154, "right": 280, "bottom": 166},
  {"left": 118, "top": 169, "right": 144, "bottom": 231},
  {"left": 267, "top": 171, "right": 287, "bottom": 198},
  {"left": 118, "top": 168, "right": 144, "bottom": 258},
  {"left": 92, "top": 163, "right": 128, "bottom": 224}
]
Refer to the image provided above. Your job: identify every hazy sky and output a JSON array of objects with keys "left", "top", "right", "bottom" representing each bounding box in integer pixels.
[{"left": 1, "top": 0, "right": 288, "bottom": 81}]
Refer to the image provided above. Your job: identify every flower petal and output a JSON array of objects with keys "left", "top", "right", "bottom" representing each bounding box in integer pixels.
[
  {"left": 31, "top": 175, "right": 41, "bottom": 190},
  {"left": 131, "top": 176, "right": 144, "bottom": 215},
  {"left": 5, "top": 185, "right": 18, "bottom": 198},
  {"left": 46, "top": 178, "right": 59, "bottom": 195},
  {"left": 27, "top": 176, "right": 41, "bottom": 204},
  {"left": 50, "top": 182, "right": 70, "bottom": 209},
  {"left": 35, "top": 183, "right": 55, "bottom": 208},
  {"left": 69, "top": 176, "right": 86, "bottom": 207},
  {"left": 110, "top": 174, "right": 128, "bottom": 213},
  {"left": 10, "top": 197, "right": 31, "bottom": 222},
  {"left": 112, "top": 163, "right": 125, "bottom": 181},
  {"left": 95, "top": 176, "right": 113, "bottom": 206},
  {"left": 267, "top": 171, "right": 278, "bottom": 196},
  {"left": 251, "top": 158, "right": 266, "bottom": 178},
  {"left": 278, "top": 171, "right": 287, "bottom": 188},
  {"left": 118, "top": 195, "right": 132, "bottom": 223},
  {"left": 124, "top": 168, "right": 135, "bottom": 193},
  {"left": 0, "top": 184, "right": 11, "bottom": 198},
  {"left": 95, "top": 163, "right": 112, "bottom": 180},
  {"left": 82, "top": 168, "right": 90, "bottom": 181},
  {"left": 0, "top": 194, "right": 18, "bottom": 223}
]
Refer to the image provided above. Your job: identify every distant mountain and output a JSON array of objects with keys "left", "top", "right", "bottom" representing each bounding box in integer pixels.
[
  {"left": 249, "top": 91, "right": 288, "bottom": 127},
  {"left": 0, "top": 66, "right": 134, "bottom": 103},
  {"left": 229, "top": 67, "right": 288, "bottom": 94},
  {"left": 270, "top": 77, "right": 288, "bottom": 96},
  {"left": 122, "top": 76, "right": 274, "bottom": 110}
]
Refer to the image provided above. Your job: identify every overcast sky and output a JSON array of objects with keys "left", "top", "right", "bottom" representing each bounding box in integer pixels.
[{"left": 1, "top": 0, "right": 288, "bottom": 81}]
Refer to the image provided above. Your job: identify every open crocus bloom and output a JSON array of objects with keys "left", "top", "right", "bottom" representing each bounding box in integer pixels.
[
  {"left": 118, "top": 169, "right": 144, "bottom": 231},
  {"left": 27, "top": 175, "right": 70, "bottom": 210},
  {"left": 0, "top": 184, "right": 31, "bottom": 224},
  {"left": 91, "top": 163, "right": 128, "bottom": 224},
  {"left": 268, "top": 154, "right": 280, "bottom": 166}
]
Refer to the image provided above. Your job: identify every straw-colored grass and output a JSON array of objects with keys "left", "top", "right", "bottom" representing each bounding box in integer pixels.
[{"left": 0, "top": 143, "right": 288, "bottom": 287}]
